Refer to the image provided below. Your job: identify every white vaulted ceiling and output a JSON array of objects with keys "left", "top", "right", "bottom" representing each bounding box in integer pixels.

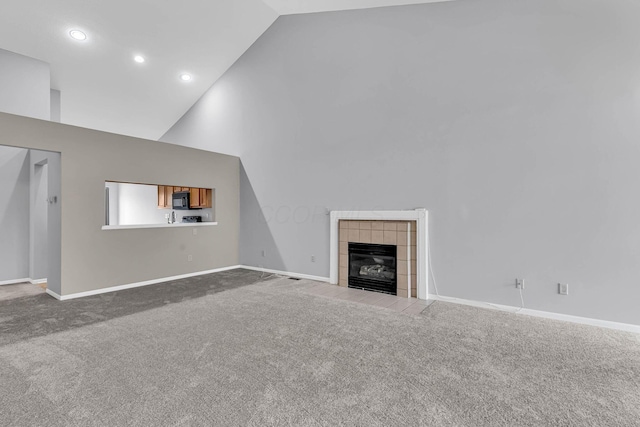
[
  {"left": 264, "top": 0, "right": 455, "bottom": 15},
  {"left": 0, "top": 0, "right": 452, "bottom": 140}
]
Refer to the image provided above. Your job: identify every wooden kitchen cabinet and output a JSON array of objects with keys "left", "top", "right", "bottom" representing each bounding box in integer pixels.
[
  {"left": 158, "top": 185, "right": 212, "bottom": 209},
  {"left": 157, "top": 185, "right": 174, "bottom": 209},
  {"left": 200, "top": 188, "right": 212, "bottom": 208},
  {"left": 190, "top": 188, "right": 200, "bottom": 207},
  {"left": 157, "top": 185, "right": 170, "bottom": 208},
  {"left": 158, "top": 186, "right": 166, "bottom": 208},
  {"left": 189, "top": 188, "right": 212, "bottom": 208}
]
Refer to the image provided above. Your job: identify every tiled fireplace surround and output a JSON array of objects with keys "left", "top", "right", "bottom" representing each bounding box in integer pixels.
[
  {"left": 329, "top": 209, "right": 429, "bottom": 300},
  {"left": 339, "top": 220, "right": 417, "bottom": 298}
]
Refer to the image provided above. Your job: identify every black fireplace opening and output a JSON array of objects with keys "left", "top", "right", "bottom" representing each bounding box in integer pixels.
[{"left": 348, "top": 242, "right": 397, "bottom": 295}]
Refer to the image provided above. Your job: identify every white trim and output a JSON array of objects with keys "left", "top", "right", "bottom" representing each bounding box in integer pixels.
[
  {"left": 429, "top": 294, "right": 640, "bottom": 334},
  {"left": 49, "top": 265, "right": 242, "bottom": 301},
  {"left": 406, "top": 222, "right": 411, "bottom": 299},
  {"left": 239, "top": 265, "right": 330, "bottom": 282},
  {"left": 0, "top": 278, "right": 47, "bottom": 286},
  {"left": 38, "top": 263, "right": 639, "bottom": 334},
  {"left": 102, "top": 222, "right": 218, "bottom": 231},
  {"left": 0, "top": 278, "right": 31, "bottom": 286},
  {"left": 46, "top": 288, "right": 62, "bottom": 300},
  {"left": 329, "top": 209, "right": 429, "bottom": 300}
]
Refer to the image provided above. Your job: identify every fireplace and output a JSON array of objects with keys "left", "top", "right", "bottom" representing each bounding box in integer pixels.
[
  {"left": 348, "top": 242, "right": 397, "bottom": 295},
  {"left": 330, "top": 210, "right": 428, "bottom": 300}
]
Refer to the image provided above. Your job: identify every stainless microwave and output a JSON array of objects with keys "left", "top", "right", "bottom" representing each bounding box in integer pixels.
[{"left": 172, "top": 191, "right": 191, "bottom": 210}]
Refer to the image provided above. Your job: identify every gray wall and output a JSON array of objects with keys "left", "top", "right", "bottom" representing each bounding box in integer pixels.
[
  {"left": 50, "top": 89, "right": 61, "bottom": 123},
  {"left": 29, "top": 149, "right": 59, "bottom": 282},
  {"left": 0, "top": 48, "right": 50, "bottom": 120},
  {"left": 31, "top": 162, "right": 48, "bottom": 280},
  {"left": 162, "top": 0, "right": 640, "bottom": 325},
  {"left": 0, "top": 49, "right": 58, "bottom": 286},
  {"left": 0, "top": 147, "right": 61, "bottom": 289},
  {"left": 45, "top": 151, "right": 62, "bottom": 294},
  {"left": 105, "top": 181, "right": 120, "bottom": 226},
  {"left": 0, "top": 112, "right": 240, "bottom": 296},
  {"left": 0, "top": 146, "right": 30, "bottom": 282}
]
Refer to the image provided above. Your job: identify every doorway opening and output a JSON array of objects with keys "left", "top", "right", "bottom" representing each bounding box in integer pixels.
[
  {"left": 0, "top": 144, "right": 61, "bottom": 300},
  {"left": 31, "top": 158, "right": 48, "bottom": 285}
]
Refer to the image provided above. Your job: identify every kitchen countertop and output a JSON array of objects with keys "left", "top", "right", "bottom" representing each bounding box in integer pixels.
[{"left": 102, "top": 222, "right": 218, "bottom": 230}]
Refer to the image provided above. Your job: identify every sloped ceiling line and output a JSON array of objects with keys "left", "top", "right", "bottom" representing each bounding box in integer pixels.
[{"left": 0, "top": 0, "right": 453, "bottom": 140}]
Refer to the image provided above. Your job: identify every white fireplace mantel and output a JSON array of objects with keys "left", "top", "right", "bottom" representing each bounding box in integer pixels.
[{"left": 329, "top": 209, "right": 429, "bottom": 300}]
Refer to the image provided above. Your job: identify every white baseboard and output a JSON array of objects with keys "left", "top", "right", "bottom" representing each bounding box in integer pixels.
[
  {"left": 0, "top": 278, "right": 48, "bottom": 286},
  {"left": 239, "top": 265, "right": 330, "bottom": 283},
  {"left": 0, "top": 278, "right": 31, "bottom": 286},
  {"left": 46, "top": 288, "right": 62, "bottom": 300},
  {"left": 36, "top": 265, "right": 638, "bottom": 334},
  {"left": 47, "top": 265, "right": 326, "bottom": 301},
  {"left": 429, "top": 294, "right": 640, "bottom": 334},
  {"left": 50, "top": 265, "right": 242, "bottom": 301}
]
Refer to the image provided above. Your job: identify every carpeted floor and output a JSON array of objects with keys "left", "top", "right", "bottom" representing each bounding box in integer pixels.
[
  {"left": 0, "top": 282, "right": 46, "bottom": 301},
  {"left": 1, "top": 269, "right": 639, "bottom": 426}
]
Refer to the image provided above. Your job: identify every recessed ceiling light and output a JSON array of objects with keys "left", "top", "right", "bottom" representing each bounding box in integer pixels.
[
  {"left": 69, "top": 29, "right": 87, "bottom": 41},
  {"left": 180, "top": 73, "right": 192, "bottom": 82},
  {"left": 134, "top": 55, "right": 145, "bottom": 64}
]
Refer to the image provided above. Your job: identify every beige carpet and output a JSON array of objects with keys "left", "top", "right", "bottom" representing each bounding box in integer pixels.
[
  {"left": 1, "top": 269, "right": 639, "bottom": 426},
  {"left": 0, "top": 282, "right": 45, "bottom": 302}
]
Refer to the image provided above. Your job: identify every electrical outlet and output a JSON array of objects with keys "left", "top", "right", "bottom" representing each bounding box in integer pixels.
[
  {"left": 192, "top": 228, "right": 197, "bottom": 236},
  {"left": 188, "top": 255, "right": 193, "bottom": 262},
  {"left": 311, "top": 255, "right": 316, "bottom": 262},
  {"left": 516, "top": 278, "right": 524, "bottom": 290},
  {"left": 558, "top": 283, "right": 569, "bottom": 295},
  {"left": 261, "top": 250, "right": 266, "bottom": 257}
]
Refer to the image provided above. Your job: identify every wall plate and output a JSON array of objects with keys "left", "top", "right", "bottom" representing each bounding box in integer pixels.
[{"left": 558, "top": 283, "right": 569, "bottom": 295}]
